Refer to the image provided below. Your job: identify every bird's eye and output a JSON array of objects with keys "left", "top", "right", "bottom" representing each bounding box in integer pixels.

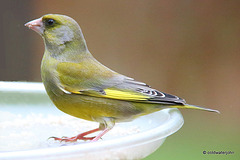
[{"left": 45, "top": 19, "right": 55, "bottom": 26}]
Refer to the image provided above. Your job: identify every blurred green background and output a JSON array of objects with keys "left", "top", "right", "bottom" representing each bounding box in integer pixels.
[{"left": 0, "top": 0, "right": 239, "bottom": 159}]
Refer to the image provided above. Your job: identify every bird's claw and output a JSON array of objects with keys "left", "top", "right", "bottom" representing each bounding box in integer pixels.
[
  {"left": 48, "top": 136, "right": 58, "bottom": 140},
  {"left": 48, "top": 135, "right": 96, "bottom": 142}
]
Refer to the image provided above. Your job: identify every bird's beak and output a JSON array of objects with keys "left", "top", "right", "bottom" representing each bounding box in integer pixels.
[{"left": 25, "top": 17, "right": 44, "bottom": 35}]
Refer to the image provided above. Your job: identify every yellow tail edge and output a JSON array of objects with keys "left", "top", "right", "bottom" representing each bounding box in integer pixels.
[{"left": 171, "top": 104, "right": 220, "bottom": 114}]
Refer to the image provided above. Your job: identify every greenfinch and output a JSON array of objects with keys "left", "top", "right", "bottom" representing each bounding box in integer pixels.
[{"left": 25, "top": 14, "right": 219, "bottom": 142}]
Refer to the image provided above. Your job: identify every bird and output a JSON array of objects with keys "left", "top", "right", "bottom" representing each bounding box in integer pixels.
[{"left": 25, "top": 14, "right": 219, "bottom": 142}]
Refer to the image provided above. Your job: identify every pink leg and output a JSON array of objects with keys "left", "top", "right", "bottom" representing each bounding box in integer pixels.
[
  {"left": 91, "top": 128, "right": 111, "bottom": 142},
  {"left": 50, "top": 128, "right": 100, "bottom": 142},
  {"left": 51, "top": 118, "right": 115, "bottom": 142}
]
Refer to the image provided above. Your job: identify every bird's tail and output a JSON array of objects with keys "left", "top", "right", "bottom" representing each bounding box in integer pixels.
[{"left": 170, "top": 104, "right": 220, "bottom": 113}]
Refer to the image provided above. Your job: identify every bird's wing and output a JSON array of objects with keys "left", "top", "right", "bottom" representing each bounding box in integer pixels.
[
  {"left": 56, "top": 61, "right": 185, "bottom": 105},
  {"left": 114, "top": 77, "right": 186, "bottom": 104}
]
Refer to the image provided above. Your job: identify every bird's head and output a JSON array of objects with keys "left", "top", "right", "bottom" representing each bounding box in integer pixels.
[{"left": 25, "top": 14, "right": 88, "bottom": 53}]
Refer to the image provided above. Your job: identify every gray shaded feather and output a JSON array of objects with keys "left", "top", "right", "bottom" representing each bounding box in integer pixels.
[{"left": 111, "top": 76, "right": 186, "bottom": 105}]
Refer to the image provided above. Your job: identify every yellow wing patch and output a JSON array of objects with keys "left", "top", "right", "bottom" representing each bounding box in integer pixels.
[
  {"left": 103, "top": 89, "right": 149, "bottom": 101},
  {"left": 66, "top": 87, "right": 149, "bottom": 101}
]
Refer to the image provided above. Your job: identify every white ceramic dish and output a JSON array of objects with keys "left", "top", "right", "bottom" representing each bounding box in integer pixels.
[{"left": 0, "top": 82, "right": 184, "bottom": 160}]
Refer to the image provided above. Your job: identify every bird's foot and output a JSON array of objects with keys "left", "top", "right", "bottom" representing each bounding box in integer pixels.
[
  {"left": 49, "top": 135, "right": 95, "bottom": 142},
  {"left": 48, "top": 128, "right": 100, "bottom": 142}
]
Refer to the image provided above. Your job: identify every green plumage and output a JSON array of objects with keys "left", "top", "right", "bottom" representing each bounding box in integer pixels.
[{"left": 25, "top": 14, "right": 219, "bottom": 142}]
